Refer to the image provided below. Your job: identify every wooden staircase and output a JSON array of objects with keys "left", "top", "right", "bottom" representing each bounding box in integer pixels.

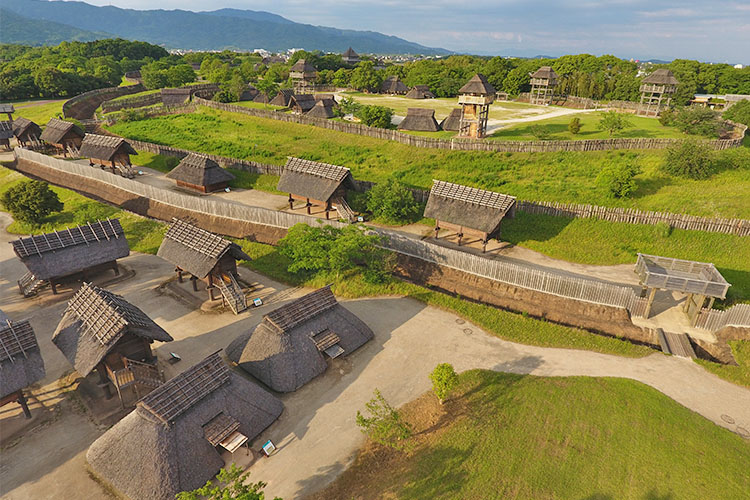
[
  {"left": 109, "top": 358, "right": 164, "bottom": 405},
  {"left": 656, "top": 329, "right": 697, "bottom": 359},
  {"left": 215, "top": 272, "right": 248, "bottom": 314},
  {"left": 17, "top": 271, "right": 47, "bottom": 297},
  {"left": 332, "top": 197, "right": 357, "bottom": 223}
]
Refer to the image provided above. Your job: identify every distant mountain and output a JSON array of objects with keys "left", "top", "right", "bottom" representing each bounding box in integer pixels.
[
  {"left": 0, "top": 7, "right": 110, "bottom": 45},
  {"left": 0, "top": 0, "right": 450, "bottom": 55}
]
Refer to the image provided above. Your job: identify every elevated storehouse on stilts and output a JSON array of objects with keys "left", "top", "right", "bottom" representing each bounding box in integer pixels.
[
  {"left": 79, "top": 134, "right": 137, "bottom": 177},
  {"left": 39, "top": 118, "right": 85, "bottom": 156},
  {"left": 277, "top": 157, "right": 356, "bottom": 221},
  {"left": 11, "top": 219, "right": 130, "bottom": 297},
  {"left": 228, "top": 286, "right": 374, "bottom": 392},
  {"left": 0, "top": 313, "right": 45, "bottom": 419},
  {"left": 12, "top": 118, "right": 42, "bottom": 148},
  {"left": 0, "top": 121, "right": 13, "bottom": 150},
  {"left": 424, "top": 180, "right": 517, "bottom": 252},
  {"left": 166, "top": 153, "right": 235, "bottom": 193}
]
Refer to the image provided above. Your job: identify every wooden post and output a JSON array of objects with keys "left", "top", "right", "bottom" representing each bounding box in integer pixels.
[
  {"left": 644, "top": 287, "right": 657, "bottom": 319},
  {"left": 683, "top": 293, "right": 693, "bottom": 312},
  {"left": 434, "top": 220, "right": 440, "bottom": 239},
  {"left": 51, "top": 280, "right": 58, "bottom": 295},
  {"left": 325, "top": 201, "right": 330, "bottom": 220},
  {"left": 306, "top": 198, "right": 311, "bottom": 215},
  {"left": 191, "top": 276, "right": 198, "bottom": 292},
  {"left": 706, "top": 297, "right": 715, "bottom": 310},
  {"left": 112, "top": 261, "right": 120, "bottom": 276},
  {"left": 482, "top": 236, "right": 488, "bottom": 254},
  {"left": 288, "top": 194, "right": 294, "bottom": 210},
  {"left": 457, "top": 231, "right": 463, "bottom": 246},
  {"left": 17, "top": 391, "right": 32, "bottom": 419},
  {"left": 177, "top": 268, "right": 183, "bottom": 283},
  {"left": 97, "top": 365, "right": 113, "bottom": 400}
]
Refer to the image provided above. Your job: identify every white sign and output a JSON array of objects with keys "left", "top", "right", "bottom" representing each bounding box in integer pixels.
[
  {"left": 253, "top": 298, "right": 263, "bottom": 307},
  {"left": 262, "top": 440, "right": 276, "bottom": 456}
]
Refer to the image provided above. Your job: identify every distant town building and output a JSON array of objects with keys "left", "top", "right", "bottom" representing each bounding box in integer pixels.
[{"left": 342, "top": 47, "right": 360, "bottom": 65}]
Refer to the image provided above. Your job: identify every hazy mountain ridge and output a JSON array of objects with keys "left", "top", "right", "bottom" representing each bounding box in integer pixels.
[
  {"left": 0, "top": 0, "right": 450, "bottom": 54},
  {"left": 0, "top": 7, "right": 111, "bottom": 45}
]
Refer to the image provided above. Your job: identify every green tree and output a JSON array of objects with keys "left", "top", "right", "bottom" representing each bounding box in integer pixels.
[
  {"left": 332, "top": 68, "right": 352, "bottom": 88},
  {"left": 595, "top": 162, "right": 640, "bottom": 198},
  {"left": 1, "top": 180, "right": 63, "bottom": 224},
  {"left": 166, "top": 64, "right": 196, "bottom": 87},
  {"left": 350, "top": 61, "right": 381, "bottom": 92},
  {"left": 429, "top": 363, "right": 459, "bottom": 404},
  {"left": 673, "top": 107, "right": 721, "bottom": 137},
  {"left": 658, "top": 108, "right": 675, "bottom": 126},
  {"left": 355, "top": 105, "right": 393, "bottom": 129},
  {"left": 530, "top": 124, "right": 551, "bottom": 140},
  {"left": 662, "top": 140, "right": 715, "bottom": 179},
  {"left": 597, "top": 111, "right": 632, "bottom": 137},
  {"left": 355, "top": 389, "right": 412, "bottom": 451},
  {"left": 176, "top": 464, "right": 279, "bottom": 500},
  {"left": 366, "top": 178, "right": 420, "bottom": 224},
  {"left": 723, "top": 99, "right": 750, "bottom": 127},
  {"left": 568, "top": 117, "right": 582, "bottom": 135},
  {"left": 338, "top": 96, "right": 361, "bottom": 115},
  {"left": 254, "top": 79, "right": 279, "bottom": 107}
]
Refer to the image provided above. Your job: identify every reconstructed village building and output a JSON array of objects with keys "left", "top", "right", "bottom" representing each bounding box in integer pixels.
[
  {"left": 0, "top": 312, "right": 45, "bottom": 419},
  {"left": 12, "top": 118, "right": 42, "bottom": 148},
  {"left": 79, "top": 134, "right": 137, "bottom": 176},
  {"left": 86, "top": 352, "right": 283, "bottom": 500},
  {"left": 638, "top": 69, "right": 679, "bottom": 117},
  {"left": 457, "top": 73, "right": 495, "bottom": 138},
  {"left": 380, "top": 75, "right": 409, "bottom": 95},
  {"left": 227, "top": 286, "right": 374, "bottom": 392},
  {"left": 405, "top": 85, "right": 435, "bottom": 99},
  {"left": 165, "top": 153, "right": 235, "bottom": 193},
  {"left": 39, "top": 117, "right": 85, "bottom": 156},
  {"left": 0, "top": 121, "right": 13, "bottom": 150},
  {"left": 440, "top": 108, "right": 462, "bottom": 131},
  {"left": 342, "top": 47, "right": 360, "bottom": 65},
  {"left": 277, "top": 156, "right": 356, "bottom": 221},
  {"left": 398, "top": 108, "right": 441, "bottom": 132},
  {"left": 289, "top": 59, "right": 318, "bottom": 94}
]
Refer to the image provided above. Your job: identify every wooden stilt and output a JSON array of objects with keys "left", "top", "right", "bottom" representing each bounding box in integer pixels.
[
  {"left": 644, "top": 287, "right": 657, "bottom": 319},
  {"left": 306, "top": 198, "right": 311, "bottom": 215},
  {"left": 683, "top": 293, "right": 693, "bottom": 312},
  {"left": 17, "top": 392, "right": 32, "bottom": 419},
  {"left": 288, "top": 194, "right": 294, "bottom": 210},
  {"left": 191, "top": 276, "right": 198, "bottom": 292}
]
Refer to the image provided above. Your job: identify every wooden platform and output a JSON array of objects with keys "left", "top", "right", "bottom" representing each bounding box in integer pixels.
[{"left": 657, "top": 329, "right": 697, "bottom": 359}]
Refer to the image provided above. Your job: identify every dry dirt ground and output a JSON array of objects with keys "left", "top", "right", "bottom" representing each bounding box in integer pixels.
[{"left": 1, "top": 211, "right": 749, "bottom": 500}]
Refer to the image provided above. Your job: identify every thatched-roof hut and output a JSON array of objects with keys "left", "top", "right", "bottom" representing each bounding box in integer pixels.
[
  {"left": 290, "top": 93, "right": 316, "bottom": 114},
  {"left": 166, "top": 153, "right": 235, "bottom": 193},
  {"left": 405, "top": 85, "right": 435, "bottom": 99},
  {"left": 270, "top": 88, "right": 294, "bottom": 107},
  {"left": 0, "top": 103, "right": 14, "bottom": 120},
  {"left": 161, "top": 87, "right": 192, "bottom": 106},
  {"left": 424, "top": 180, "right": 517, "bottom": 252},
  {"left": 87, "top": 352, "right": 283, "bottom": 500},
  {"left": 157, "top": 219, "right": 251, "bottom": 312},
  {"left": 306, "top": 98, "right": 336, "bottom": 119},
  {"left": 398, "top": 108, "right": 440, "bottom": 132},
  {"left": 12, "top": 219, "right": 130, "bottom": 296},
  {"left": 0, "top": 315, "right": 46, "bottom": 418},
  {"left": 228, "top": 286, "right": 373, "bottom": 392},
  {"left": 53, "top": 283, "right": 172, "bottom": 403},
  {"left": 440, "top": 108, "right": 462, "bottom": 131},
  {"left": 253, "top": 92, "right": 272, "bottom": 104},
  {"left": 380, "top": 75, "right": 408, "bottom": 95},
  {"left": 277, "top": 157, "right": 353, "bottom": 219},
  {"left": 0, "top": 121, "right": 13, "bottom": 150},
  {"left": 642, "top": 69, "right": 680, "bottom": 86},
  {"left": 39, "top": 118, "right": 84, "bottom": 156},
  {"left": 12, "top": 117, "right": 42, "bottom": 147},
  {"left": 79, "top": 134, "right": 137, "bottom": 174},
  {"left": 342, "top": 47, "right": 360, "bottom": 65},
  {"left": 239, "top": 84, "right": 259, "bottom": 101}
]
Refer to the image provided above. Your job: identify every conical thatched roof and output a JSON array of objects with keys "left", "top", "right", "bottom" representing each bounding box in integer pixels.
[
  {"left": 398, "top": 108, "right": 440, "bottom": 132},
  {"left": 459, "top": 73, "right": 495, "bottom": 95},
  {"left": 530, "top": 66, "right": 557, "bottom": 80},
  {"left": 0, "top": 316, "right": 46, "bottom": 399},
  {"left": 227, "top": 286, "right": 374, "bottom": 392},
  {"left": 290, "top": 59, "right": 317, "bottom": 73},
  {"left": 87, "top": 352, "right": 283, "bottom": 500},
  {"left": 306, "top": 99, "right": 336, "bottom": 119},
  {"left": 53, "top": 283, "right": 173, "bottom": 377},
  {"left": 380, "top": 75, "right": 408, "bottom": 94},
  {"left": 424, "top": 180, "right": 517, "bottom": 234},
  {"left": 166, "top": 153, "right": 235, "bottom": 189},
  {"left": 79, "top": 134, "right": 136, "bottom": 161},
  {"left": 277, "top": 157, "right": 352, "bottom": 202},
  {"left": 270, "top": 88, "right": 294, "bottom": 107},
  {"left": 440, "top": 108, "right": 462, "bottom": 131},
  {"left": 343, "top": 47, "right": 358, "bottom": 58},
  {"left": 405, "top": 85, "right": 435, "bottom": 99},
  {"left": 642, "top": 69, "right": 680, "bottom": 85},
  {"left": 39, "top": 118, "right": 84, "bottom": 144},
  {"left": 290, "top": 93, "right": 316, "bottom": 113}
]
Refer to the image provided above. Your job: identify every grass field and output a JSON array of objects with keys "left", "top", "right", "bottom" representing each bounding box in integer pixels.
[
  {"left": 107, "top": 107, "right": 750, "bottom": 218},
  {"left": 107, "top": 88, "right": 161, "bottom": 103},
  {"left": 10, "top": 100, "right": 64, "bottom": 125},
  {"left": 491, "top": 112, "right": 700, "bottom": 141},
  {"left": 309, "top": 370, "right": 750, "bottom": 500},
  {"left": 234, "top": 101, "right": 287, "bottom": 111}
]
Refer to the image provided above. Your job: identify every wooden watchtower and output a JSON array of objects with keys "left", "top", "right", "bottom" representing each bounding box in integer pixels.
[
  {"left": 529, "top": 66, "right": 558, "bottom": 105},
  {"left": 457, "top": 74, "right": 495, "bottom": 138},
  {"left": 638, "top": 69, "right": 679, "bottom": 117},
  {"left": 289, "top": 59, "right": 318, "bottom": 94}
]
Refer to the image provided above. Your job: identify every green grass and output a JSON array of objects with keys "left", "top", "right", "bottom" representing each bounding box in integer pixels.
[
  {"left": 11, "top": 100, "right": 65, "bottom": 125},
  {"left": 491, "top": 112, "right": 700, "bottom": 141},
  {"left": 107, "top": 88, "right": 161, "bottom": 103},
  {"left": 0, "top": 165, "right": 166, "bottom": 253},
  {"left": 129, "top": 150, "right": 178, "bottom": 173},
  {"left": 106, "top": 107, "right": 750, "bottom": 218},
  {"left": 313, "top": 370, "right": 750, "bottom": 500},
  {"left": 502, "top": 212, "right": 750, "bottom": 305},
  {"left": 234, "top": 101, "right": 287, "bottom": 111},
  {"left": 697, "top": 340, "right": 750, "bottom": 387}
]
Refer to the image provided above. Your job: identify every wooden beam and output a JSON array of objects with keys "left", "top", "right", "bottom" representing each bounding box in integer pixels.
[{"left": 644, "top": 287, "right": 657, "bottom": 319}]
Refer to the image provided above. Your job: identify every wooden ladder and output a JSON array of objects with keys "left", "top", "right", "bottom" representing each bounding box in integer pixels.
[
  {"left": 216, "top": 273, "right": 248, "bottom": 314},
  {"left": 332, "top": 197, "right": 357, "bottom": 223},
  {"left": 17, "top": 271, "right": 47, "bottom": 297}
]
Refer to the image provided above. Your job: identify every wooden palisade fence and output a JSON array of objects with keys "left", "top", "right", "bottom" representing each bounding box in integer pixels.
[{"left": 695, "top": 304, "right": 750, "bottom": 331}]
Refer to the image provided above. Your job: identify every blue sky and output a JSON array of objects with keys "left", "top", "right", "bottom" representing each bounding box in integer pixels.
[{"left": 83, "top": 0, "right": 750, "bottom": 63}]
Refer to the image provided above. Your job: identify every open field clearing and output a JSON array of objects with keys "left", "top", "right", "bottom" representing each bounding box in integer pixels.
[
  {"left": 309, "top": 370, "right": 750, "bottom": 500},
  {"left": 108, "top": 107, "right": 750, "bottom": 219},
  {"left": 8, "top": 99, "right": 64, "bottom": 125}
]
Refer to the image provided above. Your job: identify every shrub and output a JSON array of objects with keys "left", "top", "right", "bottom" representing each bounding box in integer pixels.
[
  {"left": 355, "top": 105, "right": 393, "bottom": 129},
  {"left": 429, "top": 363, "right": 459, "bottom": 404},
  {"left": 597, "top": 111, "right": 632, "bottom": 137},
  {"left": 714, "top": 147, "right": 750, "bottom": 171},
  {"left": 658, "top": 108, "right": 674, "bottom": 126},
  {"left": 366, "top": 178, "right": 421, "bottom": 224},
  {"left": 278, "top": 223, "right": 393, "bottom": 283},
  {"left": 355, "top": 389, "right": 412, "bottom": 451},
  {"left": 673, "top": 107, "right": 721, "bottom": 137},
  {"left": 176, "top": 464, "right": 276, "bottom": 500},
  {"left": 662, "top": 140, "right": 715, "bottom": 179},
  {"left": 723, "top": 99, "right": 750, "bottom": 127},
  {"left": 339, "top": 96, "right": 361, "bottom": 116},
  {"left": 118, "top": 109, "right": 147, "bottom": 122},
  {"left": 568, "top": 117, "right": 581, "bottom": 135},
  {"left": 1, "top": 179, "right": 63, "bottom": 224},
  {"left": 212, "top": 89, "right": 236, "bottom": 103},
  {"left": 596, "top": 162, "right": 640, "bottom": 198}
]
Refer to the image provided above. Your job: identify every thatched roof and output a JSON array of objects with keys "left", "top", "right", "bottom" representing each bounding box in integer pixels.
[
  {"left": 0, "top": 103, "right": 15, "bottom": 114},
  {"left": 79, "top": 134, "right": 136, "bottom": 161},
  {"left": 270, "top": 88, "right": 294, "bottom": 107},
  {"left": 290, "top": 94, "right": 316, "bottom": 113},
  {"left": 398, "top": 108, "right": 440, "bottom": 132},
  {"left": 380, "top": 75, "right": 408, "bottom": 94},
  {"left": 227, "top": 286, "right": 373, "bottom": 392},
  {"left": 253, "top": 92, "right": 272, "bottom": 104},
  {"left": 239, "top": 84, "right": 258, "bottom": 101},
  {"left": 459, "top": 73, "right": 495, "bottom": 95},
  {"left": 0, "top": 317, "right": 46, "bottom": 398},
  {"left": 53, "top": 283, "right": 172, "bottom": 376},
  {"left": 157, "top": 219, "right": 251, "bottom": 279},
  {"left": 11, "top": 219, "right": 130, "bottom": 281},
  {"left": 290, "top": 59, "right": 317, "bottom": 74},
  {"left": 343, "top": 47, "right": 359, "bottom": 58},
  {"left": 306, "top": 99, "right": 336, "bottom": 119},
  {"left": 39, "top": 118, "right": 84, "bottom": 144},
  {"left": 440, "top": 108, "right": 462, "bottom": 131},
  {"left": 87, "top": 352, "right": 283, "bottom": 500},
  {"left": 0, "top": 121, "right": 12, "bottom": 140},
  {"left": 530, "top": 66, "right": 557, "bottom": 80},
  {"left": 424, "top": 180, "right": 517, "bottom": 234},
  {"left": 277, "top": 157, "right": 352, "bottom": 202},
  {"left": 643, "top": 69, "right": 680, "bottom": 86},
  {"left": 405, "top": 85, "right": 435, "bottom": 99},
  {"left": 12, "top": 117, "right": 41, "bottom": 139},
  {"left": 166, "top": 153, "right": 235, "bottom": 188}
]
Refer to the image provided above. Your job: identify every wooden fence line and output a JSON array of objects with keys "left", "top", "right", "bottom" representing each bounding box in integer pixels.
[
  {"left": 695, "top": 304, "right": 750, "bottom": 330},
  {"left": 63, "top": 84, "right": 145, "bottom": 119},
  {"left": 102, "top": 93, "right": 162, "bottom": 113}
]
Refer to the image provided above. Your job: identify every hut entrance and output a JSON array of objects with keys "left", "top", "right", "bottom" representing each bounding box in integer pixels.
[
  {"left": 311, "top": 329, "right": 345, "bottom": 358},
  {"left": 203, "top": 412, "right": 250, "bottom": 458}
]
